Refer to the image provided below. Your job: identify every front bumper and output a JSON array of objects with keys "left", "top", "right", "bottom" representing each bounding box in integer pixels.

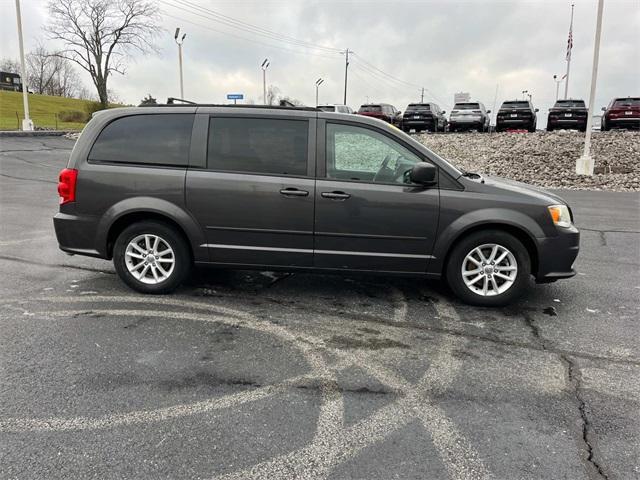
[{"left": 534, "top": 225, "right": 580, "bottom": 283}]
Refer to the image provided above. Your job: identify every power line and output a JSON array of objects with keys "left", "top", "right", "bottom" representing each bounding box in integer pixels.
[
  {"left": 162, "top": 11, "right": 339, "bottom": 60},
  {"left": 162, "top": 0, "right": 341, "bottom": 54}
]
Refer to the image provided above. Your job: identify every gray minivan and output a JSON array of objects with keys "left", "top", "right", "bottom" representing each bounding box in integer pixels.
[{"left": 54, "top": 104, "right": 579, "bottom": 306}]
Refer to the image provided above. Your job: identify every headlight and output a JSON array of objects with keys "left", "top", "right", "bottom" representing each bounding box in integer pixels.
[{"left": 548, "top": 205, "right": 572, "bottom": 228}]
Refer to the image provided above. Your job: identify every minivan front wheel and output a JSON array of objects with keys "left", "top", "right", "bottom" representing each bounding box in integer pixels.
[
  {"left": 113, "top": 221, "right": 190, "bottom": 294},
  {"left": 446, "top": 230, "right": 530, "bottom": 306}
]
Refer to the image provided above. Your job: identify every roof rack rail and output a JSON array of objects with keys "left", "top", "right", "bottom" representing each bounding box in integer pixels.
[
  {"left": 138, "top": 101, "right": 319, "bottom": 112},
  {"left": 166, "top": 97, "right": 197, "bottom": 105}
]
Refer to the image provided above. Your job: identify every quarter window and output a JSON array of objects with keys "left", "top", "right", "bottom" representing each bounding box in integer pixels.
[
  {"left": 326, "top": 123, "right": 422, "bottom": 185},
  {"left": 207, "top": 117, "right": 308, "bottom": 176},
  {"left": 88, "top": 114, "right": 194, "bottom": 166}
]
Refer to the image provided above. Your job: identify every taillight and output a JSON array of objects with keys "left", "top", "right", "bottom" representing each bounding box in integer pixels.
[{"left": 58, "top": 168, "right": 78, "bottom": 205}]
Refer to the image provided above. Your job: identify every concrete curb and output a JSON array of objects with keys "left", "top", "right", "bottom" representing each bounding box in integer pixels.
[{"left": 0, "top": 130, "right": 80, "bottom": 137}]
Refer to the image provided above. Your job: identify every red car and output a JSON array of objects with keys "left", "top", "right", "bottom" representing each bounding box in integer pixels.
[
  {"left": 357, "top": 103, "right": 402, "bottom": 126},
  {"left": 601, "top": 97, "right": 640, "bottom": 130}
]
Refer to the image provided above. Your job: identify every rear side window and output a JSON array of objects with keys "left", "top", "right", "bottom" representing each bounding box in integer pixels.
[
  {"left": 89, "top": 114, "right": 194, "bottom": 166},
  {"left": 207, "top": 117, "right": 308, "bottom": 176}
]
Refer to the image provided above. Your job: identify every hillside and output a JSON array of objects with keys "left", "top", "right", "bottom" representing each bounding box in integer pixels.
[{"left": 0, "top": 90, "right": 96, "bottom": 130}]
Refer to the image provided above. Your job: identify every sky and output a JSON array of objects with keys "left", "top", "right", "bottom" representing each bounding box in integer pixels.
[{"left": 0, "top": 0, "right": 639, "bottom": 127}]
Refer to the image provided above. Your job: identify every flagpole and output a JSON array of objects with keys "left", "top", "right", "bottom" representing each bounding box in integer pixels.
[{"left": 564, "top": 3, "right": 575, "bottom": 99}]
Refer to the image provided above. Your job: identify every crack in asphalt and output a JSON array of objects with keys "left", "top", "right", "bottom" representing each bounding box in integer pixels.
[
  {"left": 0, "top": 254, "right": 115, "bottom": 275},
  {"left": 578, "top": 227, "right": 640, "bottom": 235},
  {"left": 523, "top": 313, "right": 609, "bottom": 480},
  {"left": 560, "top": 354, "right": 610, "bottom": 480},
  {"left": 0, "top": 173, "right": 57, "bottom": 184}
]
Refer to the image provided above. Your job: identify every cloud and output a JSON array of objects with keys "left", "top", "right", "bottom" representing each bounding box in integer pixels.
[{"left": 1, "top": 0, "right": 638, "bottom": 128}]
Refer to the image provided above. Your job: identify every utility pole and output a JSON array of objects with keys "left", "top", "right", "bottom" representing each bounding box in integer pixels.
[
  {"left": 564, "top": 3, "right": 575, "bottom": 99},
  {"left": 315, "top": 78, "right": 324, "bottom": 106},
  {"left": 341, "top": 48, "right": 352, "bottom": 105},
  {"left": 421, "top": 87, "right": 425, "bottom": 103},
  {"left": 14, "top": 0, "right": 32, "bottom": 131},
  {"left": 174, "top": 28, "right": 186, "bottom": 99},
  {"left": 261, "top": 58, "right": 270, "bottom": 105},
  {"left": 576, "top": 0, "right": 604, "bottom": 176}
]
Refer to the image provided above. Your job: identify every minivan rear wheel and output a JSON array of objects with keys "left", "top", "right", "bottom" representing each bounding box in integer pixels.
[
  {"left": 113, "top": 221, "right": 190, "bottom": 294},
  {"left": 446, "top": 230, "right": 530, "bottom": 306}
]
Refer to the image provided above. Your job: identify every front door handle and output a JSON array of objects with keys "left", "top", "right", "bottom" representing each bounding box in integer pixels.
[
  {"left": 280, "top": 188, "right": 309, "bottom": 197},
  {"left": 321, "top": 191, "right": 351, "bottom": 200}
]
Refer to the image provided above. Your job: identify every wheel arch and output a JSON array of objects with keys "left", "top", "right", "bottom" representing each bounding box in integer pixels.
[
  {"left": 435, "top": 222, "right": 540, "bottom": 279},
  {"left": 97, "top": 198, "right": 206, "bottom": 261}
]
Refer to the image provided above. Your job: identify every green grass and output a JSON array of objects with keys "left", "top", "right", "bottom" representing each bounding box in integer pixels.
[{"left": 0, "top": 90, "right": 95, "bottom": 130}]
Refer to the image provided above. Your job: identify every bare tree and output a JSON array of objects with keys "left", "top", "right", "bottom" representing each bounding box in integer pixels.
[
  {"left": 45, "top": 0, "right": 162, "bottom": 107},
  {"left": 26, "top": 44, "right": 84, "bottom": 97},
  {"left": 0, "top": 58, "right": 21, "bottom": 74}
]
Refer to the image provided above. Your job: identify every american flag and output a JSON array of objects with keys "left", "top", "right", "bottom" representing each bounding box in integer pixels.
[{"left": 566, "top": 25, "right": 573, "bottom": 61}]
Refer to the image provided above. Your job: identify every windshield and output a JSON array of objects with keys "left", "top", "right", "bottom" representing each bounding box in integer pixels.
[
  {"left": 555, "top": 100, "right": 585, "bottom": 108},
  {"left": 501, "top": 101, "right": 529, "bottom": 109},
  {"left": 317, "top": 106, "right": 335, "bottom": 112},
  {"left": 406, "top": 104, "right": 431, "bottom": 111},
  {"left": 359, "top": 105, "right": 382, "bottom": 113},
  {"left": 454, "top": 103, "right": 480, "bottom": 110},
  {"left": 613, "top": 98, "right": 640, "bottom": 108}
]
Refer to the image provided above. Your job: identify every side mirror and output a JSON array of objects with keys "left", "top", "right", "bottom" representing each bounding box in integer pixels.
[
  {"left": 601, "top": 107, "right": 606, "bottom": 111},
  {"left": 409, "top": 162, "right": 437, "bottom": 185},
  {"left": 441, "top": 110, "right": 446, "bottom": 115},
  {"left": 486, "top": 110, "right": 491, "bottom": 114},
  {"left": 397, "top": 111, "right": 402, "bottom": 116},
  {"left": 534, "top": 108, "right": 539, "bottom": 112}
]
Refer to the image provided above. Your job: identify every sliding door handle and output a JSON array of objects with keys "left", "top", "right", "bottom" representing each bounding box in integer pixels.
[
  {"left": 280, "top": 188, "right": 309, "bottom": 197},
  {"left": 321, "top": 191, "right": 351, "bottom": 200}
]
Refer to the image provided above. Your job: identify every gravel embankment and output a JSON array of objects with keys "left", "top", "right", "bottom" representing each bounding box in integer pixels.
[{"left": 416, "top": 130, "right": 640, "bottom": 191}]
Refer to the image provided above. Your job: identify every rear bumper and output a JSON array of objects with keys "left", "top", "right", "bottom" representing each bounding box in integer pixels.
[
  {"left": 548, "top": 116, "right": 587, "bottom": 127},
  {"left": 607, "top": 117, "right": 640, "bottom": 128},
  {"left": 402, "top": 118, "right": 435, "bottom": 129},
  {"left": 53, "top": 211, "right": 104, "bottom": 258},
  {"left": 534, "top": 226, "right": 580, "bottom": 283}
]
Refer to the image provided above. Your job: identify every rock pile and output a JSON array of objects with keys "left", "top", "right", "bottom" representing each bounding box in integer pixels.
[{"left": 416, "top": 130, "right": 640, "bottom": 191}]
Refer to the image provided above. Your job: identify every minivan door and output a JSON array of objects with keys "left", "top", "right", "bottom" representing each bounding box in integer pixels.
[
  {"left": 186, "top": 113, "right": 316, "bottom": 267},
  {"left": 314, "top": 121, "right": 439, "bottom": 273}
]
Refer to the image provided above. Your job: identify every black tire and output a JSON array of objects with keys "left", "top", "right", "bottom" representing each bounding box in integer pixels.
[
  {"left": 445, "top": 229, "right": 531, "bottom": 307},
  {"left": 546, "top": 125, "right": 554, "bottom": 132},
  {"left": 113, "top": 221, "right": 191, "bottom": 294}
]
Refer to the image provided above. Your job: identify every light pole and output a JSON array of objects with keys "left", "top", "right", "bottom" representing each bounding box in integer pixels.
[
  {"left": 14, "top": 0, "right": 32, "bottom": 131},
  {"left": 576, "top": 0, "right": 604, "bottom": 176},
  {"left": 261, "top": 58, "right": 270, "bottom": 105},
  {"left": 315, "top": 78, "right": 324, "bottom": 106},
  {"left": 174, "top": 28, "right": 186, "bottom": 99},
  {"left": 522, "top": 90, "right": 528, "bottom": 100}
]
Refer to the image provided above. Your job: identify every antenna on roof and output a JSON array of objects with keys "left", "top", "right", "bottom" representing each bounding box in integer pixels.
[{"left": 166, "top": 97, "right": 197, "bottom": 105}]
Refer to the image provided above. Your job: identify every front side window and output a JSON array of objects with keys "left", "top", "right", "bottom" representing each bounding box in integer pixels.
[
  {"left": 326, "top": 123, "right": 422, "bottom": 185},
  {"left": 207, "top": 117, "right": 308, "bottom": 176},
  {"left": 89, "top": 114, "right": 194, "bottom": 166}
]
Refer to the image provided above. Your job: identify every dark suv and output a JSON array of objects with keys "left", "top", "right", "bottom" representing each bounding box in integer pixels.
[
  {"left": 357, "top": 103, "right": 401, "bottom": 126},
  {"left": 547, "top": 99, "right": 588, "bottom": 131},
  {"left": 401, "top": 103, "right": 447, "bottom": 132},
  {"left": 54, "top": 105, "right": 579, "bottom": 306},
  {"left": 601, "top": 97, "right": 640, "bottom": 130},
  {"left": 496, "top": 100, "right": 538, "bottom": 132}
]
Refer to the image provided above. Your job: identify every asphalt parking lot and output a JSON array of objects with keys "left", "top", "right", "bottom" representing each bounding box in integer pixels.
[{"left": 1, "top": 136, "right": 638, "bottom": 480}]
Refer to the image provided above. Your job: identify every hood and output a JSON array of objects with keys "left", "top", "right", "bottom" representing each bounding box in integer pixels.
[{"left": 475, "top": 175, "right": 568, "bottom": 205}]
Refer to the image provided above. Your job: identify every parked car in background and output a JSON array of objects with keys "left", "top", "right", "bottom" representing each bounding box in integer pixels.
[
  {"left": 317, "top": 104, "right": 354, "bottom": 114},
  {"left": 54, "top": 103, "right": 580, "bottom": 306},
  {"left": 357, "top": 103, "right": 401, "bottom": 126},
  {"left": 401, "top": 103, "right": 447, "bottom": 132},
  {"left": 496, "top": 100, "right": 538, "bottom": 132},
  {"left": 601, "top": 97, "right": 640, "bottom": 131},
  {"left": 449, "top": 102, "right": 491, "bottom": 132},
  {"left": 547, "top": 99, "right": 588, "bottom": 131}
]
